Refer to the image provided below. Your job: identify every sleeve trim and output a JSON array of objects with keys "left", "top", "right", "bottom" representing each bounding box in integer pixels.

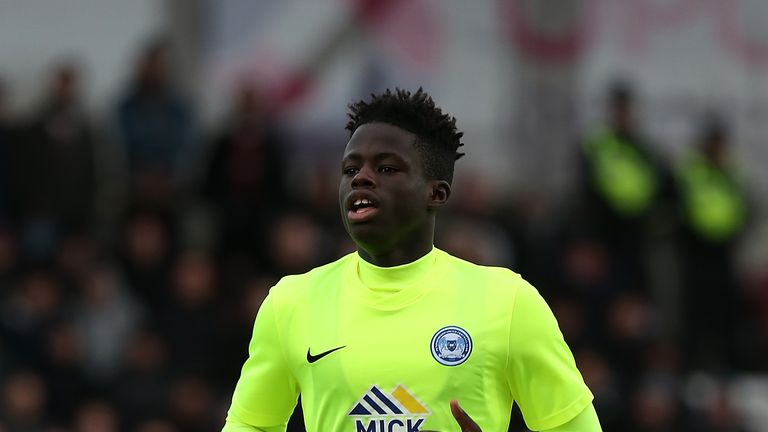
[
  {"left": 524, "top": 390, "right": 594, "bottom": 431},
  {"left": 228, "top": 399, "right": 287, "bottom": 428}
]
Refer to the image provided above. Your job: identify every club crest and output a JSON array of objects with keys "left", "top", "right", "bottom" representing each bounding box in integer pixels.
[{"left": 430, "top": 326, "right": 472, "bottom": 366}]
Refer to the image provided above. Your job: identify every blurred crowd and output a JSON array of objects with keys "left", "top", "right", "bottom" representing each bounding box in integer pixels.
[{"left": 0, "top": 40, "right": 767, "bottom": 432}]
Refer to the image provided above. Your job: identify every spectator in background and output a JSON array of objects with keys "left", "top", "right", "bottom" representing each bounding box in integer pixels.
[
  {"left": 575, "top": 81, "right": 672, "bottom": 294},
  {"left": 118, "top": 210, "right": 175, "bottom": 314},
  {"left": 71, "top": 265, "right": 143, "bottom": 384},
  {"left": 629, "top": 376, "right": 681, "bottom": 432},
  {"left": 604, "top": 292, "right": 658, "bottom": 393},
  {"left": 627, "top": 344, "right": 685, "bottom": 431},
  {"left": 558, "top": 235, "right": 615, "bottom": 343},
  {"left": 55, "top": 232, "right": 98, "bottom": 289},
  {"left": 168, "top": 376, "right": 219, "bottom": 432},
  {"left": 688, "top": 382, "right": 747, "bottom": 432},
  {"left": 267, "top": 214, "right": 327, "bottom": 276},
  {"left": 11, "top": 63, "right": 96, "bottom": 263},
  {"left": 43, "top": 321, "right": 87, "bottom": 425},
  {"left": 1, "top": 371, "right": 49, "bottom": 432},
  {"left": 0, "top": 271, "right": 63, "bottom": 370},
  {"left": 0, "top": 219, "right": 18, "bottom": 290},
  {"left": 159, "top": 250, "right": 222, "bottom": 377},
  {"left": 203, "top": 83, "right": 287, "bottom": 261},
  {"left": 674, "top": 115, "right": 749, "bottom": 370},
  {"left": 114, "top": 326, "right": 172, "bottom": 429},
  {"left": 116, "top": 39, "right": 195, "bottom": 207},
  {"left": 72, "top": 400, "right": 119, "bottom": 432}
]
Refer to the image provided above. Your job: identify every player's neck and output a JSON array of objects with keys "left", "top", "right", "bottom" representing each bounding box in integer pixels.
[
  {"left": 358, "top": 245, "right": 433, "bottom": 268},
  {"left": 357, "top": 234, "right": 434, "bottom": 267},
  {"left": 357, "top": 246, "right": 436, "bottom": 291}
]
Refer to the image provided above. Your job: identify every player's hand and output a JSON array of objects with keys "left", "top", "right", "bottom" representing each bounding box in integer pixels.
[{"left": 450, "top": 400, "right": 482, "bottom": 431}]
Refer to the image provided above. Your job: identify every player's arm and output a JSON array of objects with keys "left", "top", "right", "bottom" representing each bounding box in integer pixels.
[
  {"left": 223, "top": 291, "right": 299, "bottom": 432},
  {"left": 449, "top": 401, "right": 601, "bottom": 431},
  {"left": 506, "top": 279, "right": 597, "bottom": 431},
  {"left": 543, "top": 404, "right": 600, "bottom": 431}
]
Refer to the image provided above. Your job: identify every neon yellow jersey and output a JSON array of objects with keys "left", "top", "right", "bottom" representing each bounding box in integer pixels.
[{"left": 227, "top": 248, "right": 592, "bottom": 431}]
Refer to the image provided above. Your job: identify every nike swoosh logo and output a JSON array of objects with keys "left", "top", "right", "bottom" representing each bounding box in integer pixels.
[{"left": 306, "top": 345, "right": 346, "bottom": 363}]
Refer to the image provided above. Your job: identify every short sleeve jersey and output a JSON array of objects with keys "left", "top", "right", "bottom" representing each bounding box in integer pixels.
[{"left": 227, "top": 248, "right": 592, "bottom": 431}]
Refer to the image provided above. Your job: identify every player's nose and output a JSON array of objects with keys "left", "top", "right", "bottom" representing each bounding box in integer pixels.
[{"left": 351, "top": 165, "right": 376, "bottom": 189}]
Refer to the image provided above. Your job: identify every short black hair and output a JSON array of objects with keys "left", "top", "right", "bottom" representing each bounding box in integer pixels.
[{"left": 345, "top": 88, "right": 465, "bottom": 184}]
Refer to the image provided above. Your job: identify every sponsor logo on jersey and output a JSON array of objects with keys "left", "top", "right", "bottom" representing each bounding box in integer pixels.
[
  {"left": 348, "top": 385, "right": 430, "bottom": 431},
  {"left": 306, "top": 345, "right": 345, "bottom": 363},
  {"left": 430, "top": 325, "right": 472, "bottom": 366}
]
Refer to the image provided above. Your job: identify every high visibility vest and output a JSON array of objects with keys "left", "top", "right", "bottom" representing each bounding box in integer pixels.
[
  {"left": 677, "top": 153, "right": 746, "bottom": 242},
  {"left": 584, "top": 129, "right": 658, "bottom": 217}
]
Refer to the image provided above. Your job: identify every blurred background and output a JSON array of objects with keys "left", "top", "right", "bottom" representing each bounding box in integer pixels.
[{"left": 0, "top": 0, "right": 767, "bottom": 431}]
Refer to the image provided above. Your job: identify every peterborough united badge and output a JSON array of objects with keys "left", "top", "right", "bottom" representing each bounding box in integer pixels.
[{"left": 430, "top": 326, "right": 472, "bottom": 366}]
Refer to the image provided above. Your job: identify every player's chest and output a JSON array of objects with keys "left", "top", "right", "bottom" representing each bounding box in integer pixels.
[{"left": 287, "top": 298, "right": 509, "bottom": 393}]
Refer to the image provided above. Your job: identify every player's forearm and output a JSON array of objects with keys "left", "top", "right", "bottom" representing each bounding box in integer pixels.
[
  {"left": 222, "top": 418, "right": 286, "bottom": 432},
  {"left": 542, "top": 404, "right": 601, "bottom": 432}
]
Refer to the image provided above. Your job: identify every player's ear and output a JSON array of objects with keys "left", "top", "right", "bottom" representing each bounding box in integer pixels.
[{"left": 427, "top": 180, "right": 451, "bottom": 210}]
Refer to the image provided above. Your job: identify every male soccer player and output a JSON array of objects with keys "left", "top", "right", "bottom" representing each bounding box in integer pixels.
[{"left": 223, "top": 89, "right": 601, "bottom": 431}]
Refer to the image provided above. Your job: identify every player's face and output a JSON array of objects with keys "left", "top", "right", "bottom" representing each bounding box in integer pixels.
[{"left": 339, "top": 122, "right": 434, "bottom": 255}]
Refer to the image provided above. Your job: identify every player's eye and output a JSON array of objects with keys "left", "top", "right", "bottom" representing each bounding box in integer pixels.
[
  {"left": 378, "top": 166, "right": 398, "bottom": 174},
  {"left": 343, "top": 166, "right": 359, "bottom": 176}
]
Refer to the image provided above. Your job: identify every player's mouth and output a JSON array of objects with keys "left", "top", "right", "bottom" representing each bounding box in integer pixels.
[{"left": 346, "top": 194, "right": 380, "bottom": 223}]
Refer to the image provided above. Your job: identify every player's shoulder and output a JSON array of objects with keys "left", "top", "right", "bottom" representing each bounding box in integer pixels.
[
  {"left": 437, "top": 248, "right": 521, "bottom": 279},
  {"left": 269, "top": 252, "right": 357, "bottom": 299},
  {"left": 436, "top": 248, "right": 531, "bottom": 298}
]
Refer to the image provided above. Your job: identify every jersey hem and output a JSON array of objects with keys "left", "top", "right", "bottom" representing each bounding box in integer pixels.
[{"left": 525, "top": 391, "right": 593, "bottom": 431}]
